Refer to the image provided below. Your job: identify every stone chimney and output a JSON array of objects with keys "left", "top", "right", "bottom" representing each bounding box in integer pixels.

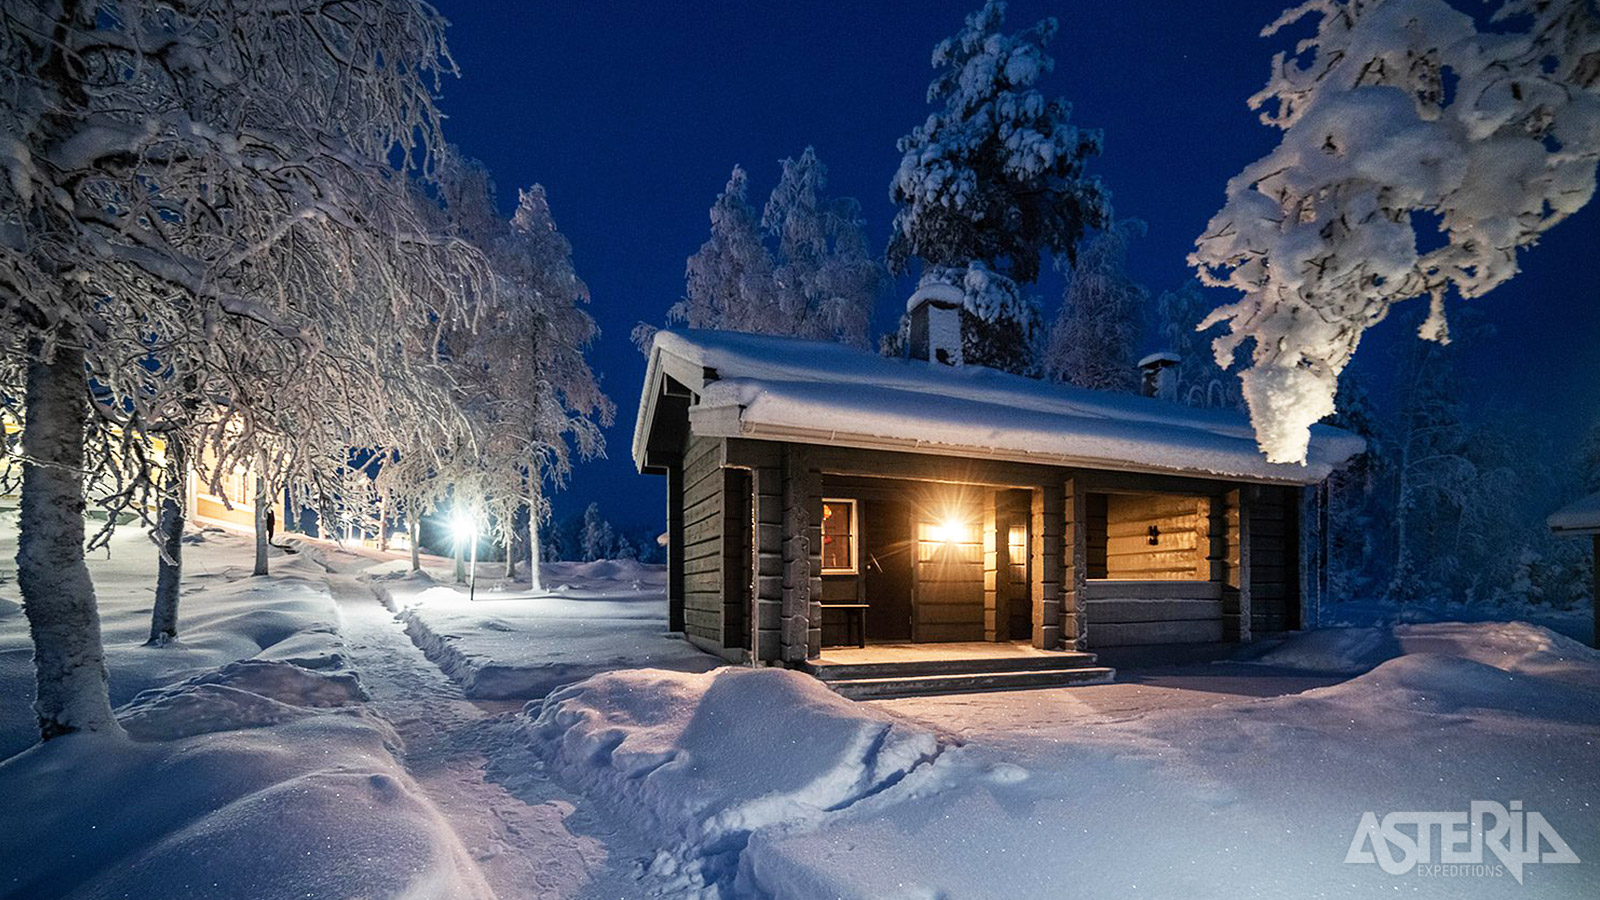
[
  {"left": 1138, "top": 352, "right": 1180, "bottom": 401},
  {"left": 907, "top": 281, "right": 965, "bottom": 367}
]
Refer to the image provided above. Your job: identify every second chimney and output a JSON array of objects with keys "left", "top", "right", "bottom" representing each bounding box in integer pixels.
[
  {"left": 1138, "top": 352, "right": 1180, "bottom": 401},
  {"left": 907, "top": 281, "right": 965, "bottom": 367}
]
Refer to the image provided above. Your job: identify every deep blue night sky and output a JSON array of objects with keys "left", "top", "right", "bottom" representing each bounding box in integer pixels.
[{"left": 431, "top": 1, "right": 1600, "bottom": 532}]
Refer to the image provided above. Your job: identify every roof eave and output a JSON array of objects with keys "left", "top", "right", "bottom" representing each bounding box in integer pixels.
[{"left": 688, "top": 412, "right": 1331, "bottom": 487}]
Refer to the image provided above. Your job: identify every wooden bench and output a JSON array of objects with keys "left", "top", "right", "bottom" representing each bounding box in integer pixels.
[{"left": 820, "top": 603, "right": 870, "bottom": 648}]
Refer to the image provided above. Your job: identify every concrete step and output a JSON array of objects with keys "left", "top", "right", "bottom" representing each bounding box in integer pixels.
[
  {"left": 824, "top": 666, "right": 1116, "bottom": 700},
  {"left": 806, "top": 651, "right": 1101, "bottom": 682}
]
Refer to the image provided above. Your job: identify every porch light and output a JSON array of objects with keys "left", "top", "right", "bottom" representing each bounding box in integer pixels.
[{"left": 928, "top": 517, "right": 968, "bottom": 544}]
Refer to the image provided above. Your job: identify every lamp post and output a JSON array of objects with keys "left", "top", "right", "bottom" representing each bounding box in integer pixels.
[{"left": 452, "top": 513, "right": 479, "bottom": 602}]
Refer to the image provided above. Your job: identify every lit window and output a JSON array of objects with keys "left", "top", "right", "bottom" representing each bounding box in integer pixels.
[{"left": 822, "top": 499, "right": 857, "bottom": 574}]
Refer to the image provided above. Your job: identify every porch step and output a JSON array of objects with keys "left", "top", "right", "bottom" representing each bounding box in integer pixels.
[
  {"left": 806, "top": 651, "right": 1102, "bottom": 682},
  {"left": 821, "top": 665, "right": 1116, "bottom": 700}
]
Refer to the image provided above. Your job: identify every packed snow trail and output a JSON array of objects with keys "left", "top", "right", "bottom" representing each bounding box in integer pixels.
[{"left": 314, "top": 552, "right": 655, "bottom": 900}]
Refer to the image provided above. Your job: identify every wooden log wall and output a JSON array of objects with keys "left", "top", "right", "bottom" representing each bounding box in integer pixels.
[
  {"left": 681, "top": 435, "right": 727, "bottom": 651},
  {"left": 1250, "top": 485, "right": 1299, "bottom": 633}
]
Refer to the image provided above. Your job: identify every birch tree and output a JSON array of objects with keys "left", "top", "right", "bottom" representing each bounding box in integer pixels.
[
  {"left": 0, "top": 0, "right": 485, "bottom": 740},
  {"left": 1043, "top": 221, "right": 1148, "bottom": 391}
]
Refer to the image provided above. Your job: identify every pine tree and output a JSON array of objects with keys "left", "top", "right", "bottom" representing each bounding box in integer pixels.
[
  {"left": 887, "top": 0, "right": 1110, "bottom": 372},
  {"left": 581, "top": 503, "right": 615, "bottom": 562},
  {"left": 638, "top": 152, "right": 886, "bottom": 350},
  {"left": 1043, "top": 221, "right": 1148, "bottom": 391},
  {"left": 1323, "top": 372, "right": 1386, "bottom": 601}
]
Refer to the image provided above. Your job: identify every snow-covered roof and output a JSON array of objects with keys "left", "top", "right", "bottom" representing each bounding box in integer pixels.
[
  {"left": 634, "top": 329, "right": 1365, "bottom": 485},
  {"left": 1548, "top": 491, "right": 1600, "bottom": 535}
]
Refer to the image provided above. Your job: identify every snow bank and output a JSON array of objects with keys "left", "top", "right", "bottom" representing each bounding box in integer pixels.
[
  {"left": 1244, "top": 620, "right": 1600, "bottom": 678},
  {"left": 0, "top": 712, "right": 493, "bottom": 900},
  {"left": 0, "top": 522, "right": 347, "bottom": 758},
  {"left": 0, "top": 520, "right": 496, "bottom": 900},
  {"left": 505, "top": 667, "right": 946, "bottom": 896},
  {"left": 372, "top": 564, "right": 717, "bottom": 700},
  {"left": 740, "top": 622, "right": 1600, "bottom": 899}
]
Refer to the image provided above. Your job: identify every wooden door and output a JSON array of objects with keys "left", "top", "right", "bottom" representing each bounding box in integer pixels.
[{"left": 863, "top": 497, "right": 913, "bottom": 641}]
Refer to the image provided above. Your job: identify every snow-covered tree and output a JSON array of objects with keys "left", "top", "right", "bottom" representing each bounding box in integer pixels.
[
  {"left": 1153, "top": 280, "right": 1245, "bottom": 411},
  {"left": 761, "top": 148, "right": 888, "bottom": 347},
  {"left": 580, "top": 503, "right": 616, "bottom": 562},
  {"left": 399, "top": 159, "right": 611, "bottom": 592},
  {"left": 637, "top": 153, "right": 886, "bottom": 351},
  {"left": 669, "top": 166, "right": 778, "bottom": 334},
  {"left": 887, "top": 0, "right": 1110, "bottom": 372},
  {"left": 1191, "top": 0, "right": 1600, "bottom": 464},
  {"left": 0, "top": 0, "right": 485, "bottom": 740},
  {"left": 1043, "top": 221, "right": 1148, "bottom": 391},
  {"left": 1387, "top": 331, "right": 1523, "bottom": 603},
  {"left": 1322, "top": 372, "right": 1387, "bottom": 601}
]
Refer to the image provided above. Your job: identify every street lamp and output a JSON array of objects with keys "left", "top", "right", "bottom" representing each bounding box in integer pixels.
[{"left": 452, "top": 512, "right": 479, "bottom": 601}]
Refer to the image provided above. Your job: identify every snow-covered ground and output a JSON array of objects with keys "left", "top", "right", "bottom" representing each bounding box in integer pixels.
[
  {"left": 0, "top": 515, "right": 497, "bottom": 899},
  {"left": 4, "top": 508, "right": 1597, "bottom": 899},
  {"left": 506, "top": 623, "right": 1600, "bottom": 899},
  {"left": 369, "top": 559, "right": 718, "bottom": 699}
]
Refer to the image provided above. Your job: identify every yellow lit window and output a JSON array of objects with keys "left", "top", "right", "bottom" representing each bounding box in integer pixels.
[{"left": 822, "top": 499, "right": 858, "bottom": 574}]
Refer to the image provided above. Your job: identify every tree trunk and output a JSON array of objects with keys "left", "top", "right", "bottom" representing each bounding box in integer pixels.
[
  {"left": 409, "top": 515, "right": 421, "bottom": 572},
  {"left": 148, "top": 436, "right": 187, "bottom": 644},
  {"left": 377, "top": 492, "right": 390, "bottom": 552},
  {"left": 529, "top": 512, "right": 544, "bottom": 593},
  {"left": 252, "top": 475, "right": 269, "bottom": 576},
  {"left": 505, "top": 527, "right": 517, "bottom": 580},
  {"left": 454, "top": 529, "right": 466, "bottom": 583},
  {"left": 18, "top": 335, "right": 122, "bottom": 740}
]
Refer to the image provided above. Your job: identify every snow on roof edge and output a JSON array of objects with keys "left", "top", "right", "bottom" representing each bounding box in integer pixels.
[
  {"left": 641, "top": 329, "right": 1364, "bottom": 485},
  {"left": 1548, "top": 491, "right": 1600, "bottom": 533}
]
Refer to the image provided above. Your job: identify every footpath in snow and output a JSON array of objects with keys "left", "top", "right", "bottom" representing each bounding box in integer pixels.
[{"left": 368, "top": 559, "right": 717, "bottom": 700}]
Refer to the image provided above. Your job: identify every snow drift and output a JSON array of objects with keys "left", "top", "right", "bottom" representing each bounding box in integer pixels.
[
  {"left": 742, "top": 622, "right": 1600, "bottom": 900},
  {"left": 506, "top": 667, "right": 946, "bottom": 896},
  {"left": 0, "top": 656, "right": 494, "bottom": 900}
]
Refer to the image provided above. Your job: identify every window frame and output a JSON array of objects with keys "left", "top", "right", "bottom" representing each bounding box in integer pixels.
[{"left": 820, "top": 498, "right": 860, "bottom": 575}]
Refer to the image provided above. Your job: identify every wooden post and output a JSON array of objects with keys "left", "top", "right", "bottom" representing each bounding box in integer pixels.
[
  {"left": 779, "top": 447, "right": 819, "bottom": 663},
  {"left": 1034, "top": 476, "right": 1069, "bottom": 650},
  {"left": 983, "top": 492, "right": 1002, "bottom": 642},
  {"left": 665, "top": 461, "right": 685, "bottom": 633}
]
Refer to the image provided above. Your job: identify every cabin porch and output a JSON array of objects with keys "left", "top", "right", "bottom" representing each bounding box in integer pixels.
[{"left": 803, "top": 641, "right": 1114, "bottom": 699}]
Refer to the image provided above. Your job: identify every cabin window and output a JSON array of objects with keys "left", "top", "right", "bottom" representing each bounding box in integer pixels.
[{"left": 822, "top": 499, "right": 859, "bottom": 574}]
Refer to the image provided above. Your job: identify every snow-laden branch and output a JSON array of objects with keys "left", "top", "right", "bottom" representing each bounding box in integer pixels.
[{"left": 1191, "top": 0, "right": 1600, "bottom": 463}]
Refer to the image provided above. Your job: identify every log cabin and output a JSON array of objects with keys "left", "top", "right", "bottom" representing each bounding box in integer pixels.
[
  {"left": 1548, "top": 491, "right": 1600, "bottom": 647},
  {"left": 633, "top": 290, "right": 1365, "bottom": 696}
]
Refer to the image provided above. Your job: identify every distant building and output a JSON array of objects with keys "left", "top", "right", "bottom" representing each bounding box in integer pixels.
[{"left": 1548, "top": 492, "right": 1600, "bottom": 647}]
